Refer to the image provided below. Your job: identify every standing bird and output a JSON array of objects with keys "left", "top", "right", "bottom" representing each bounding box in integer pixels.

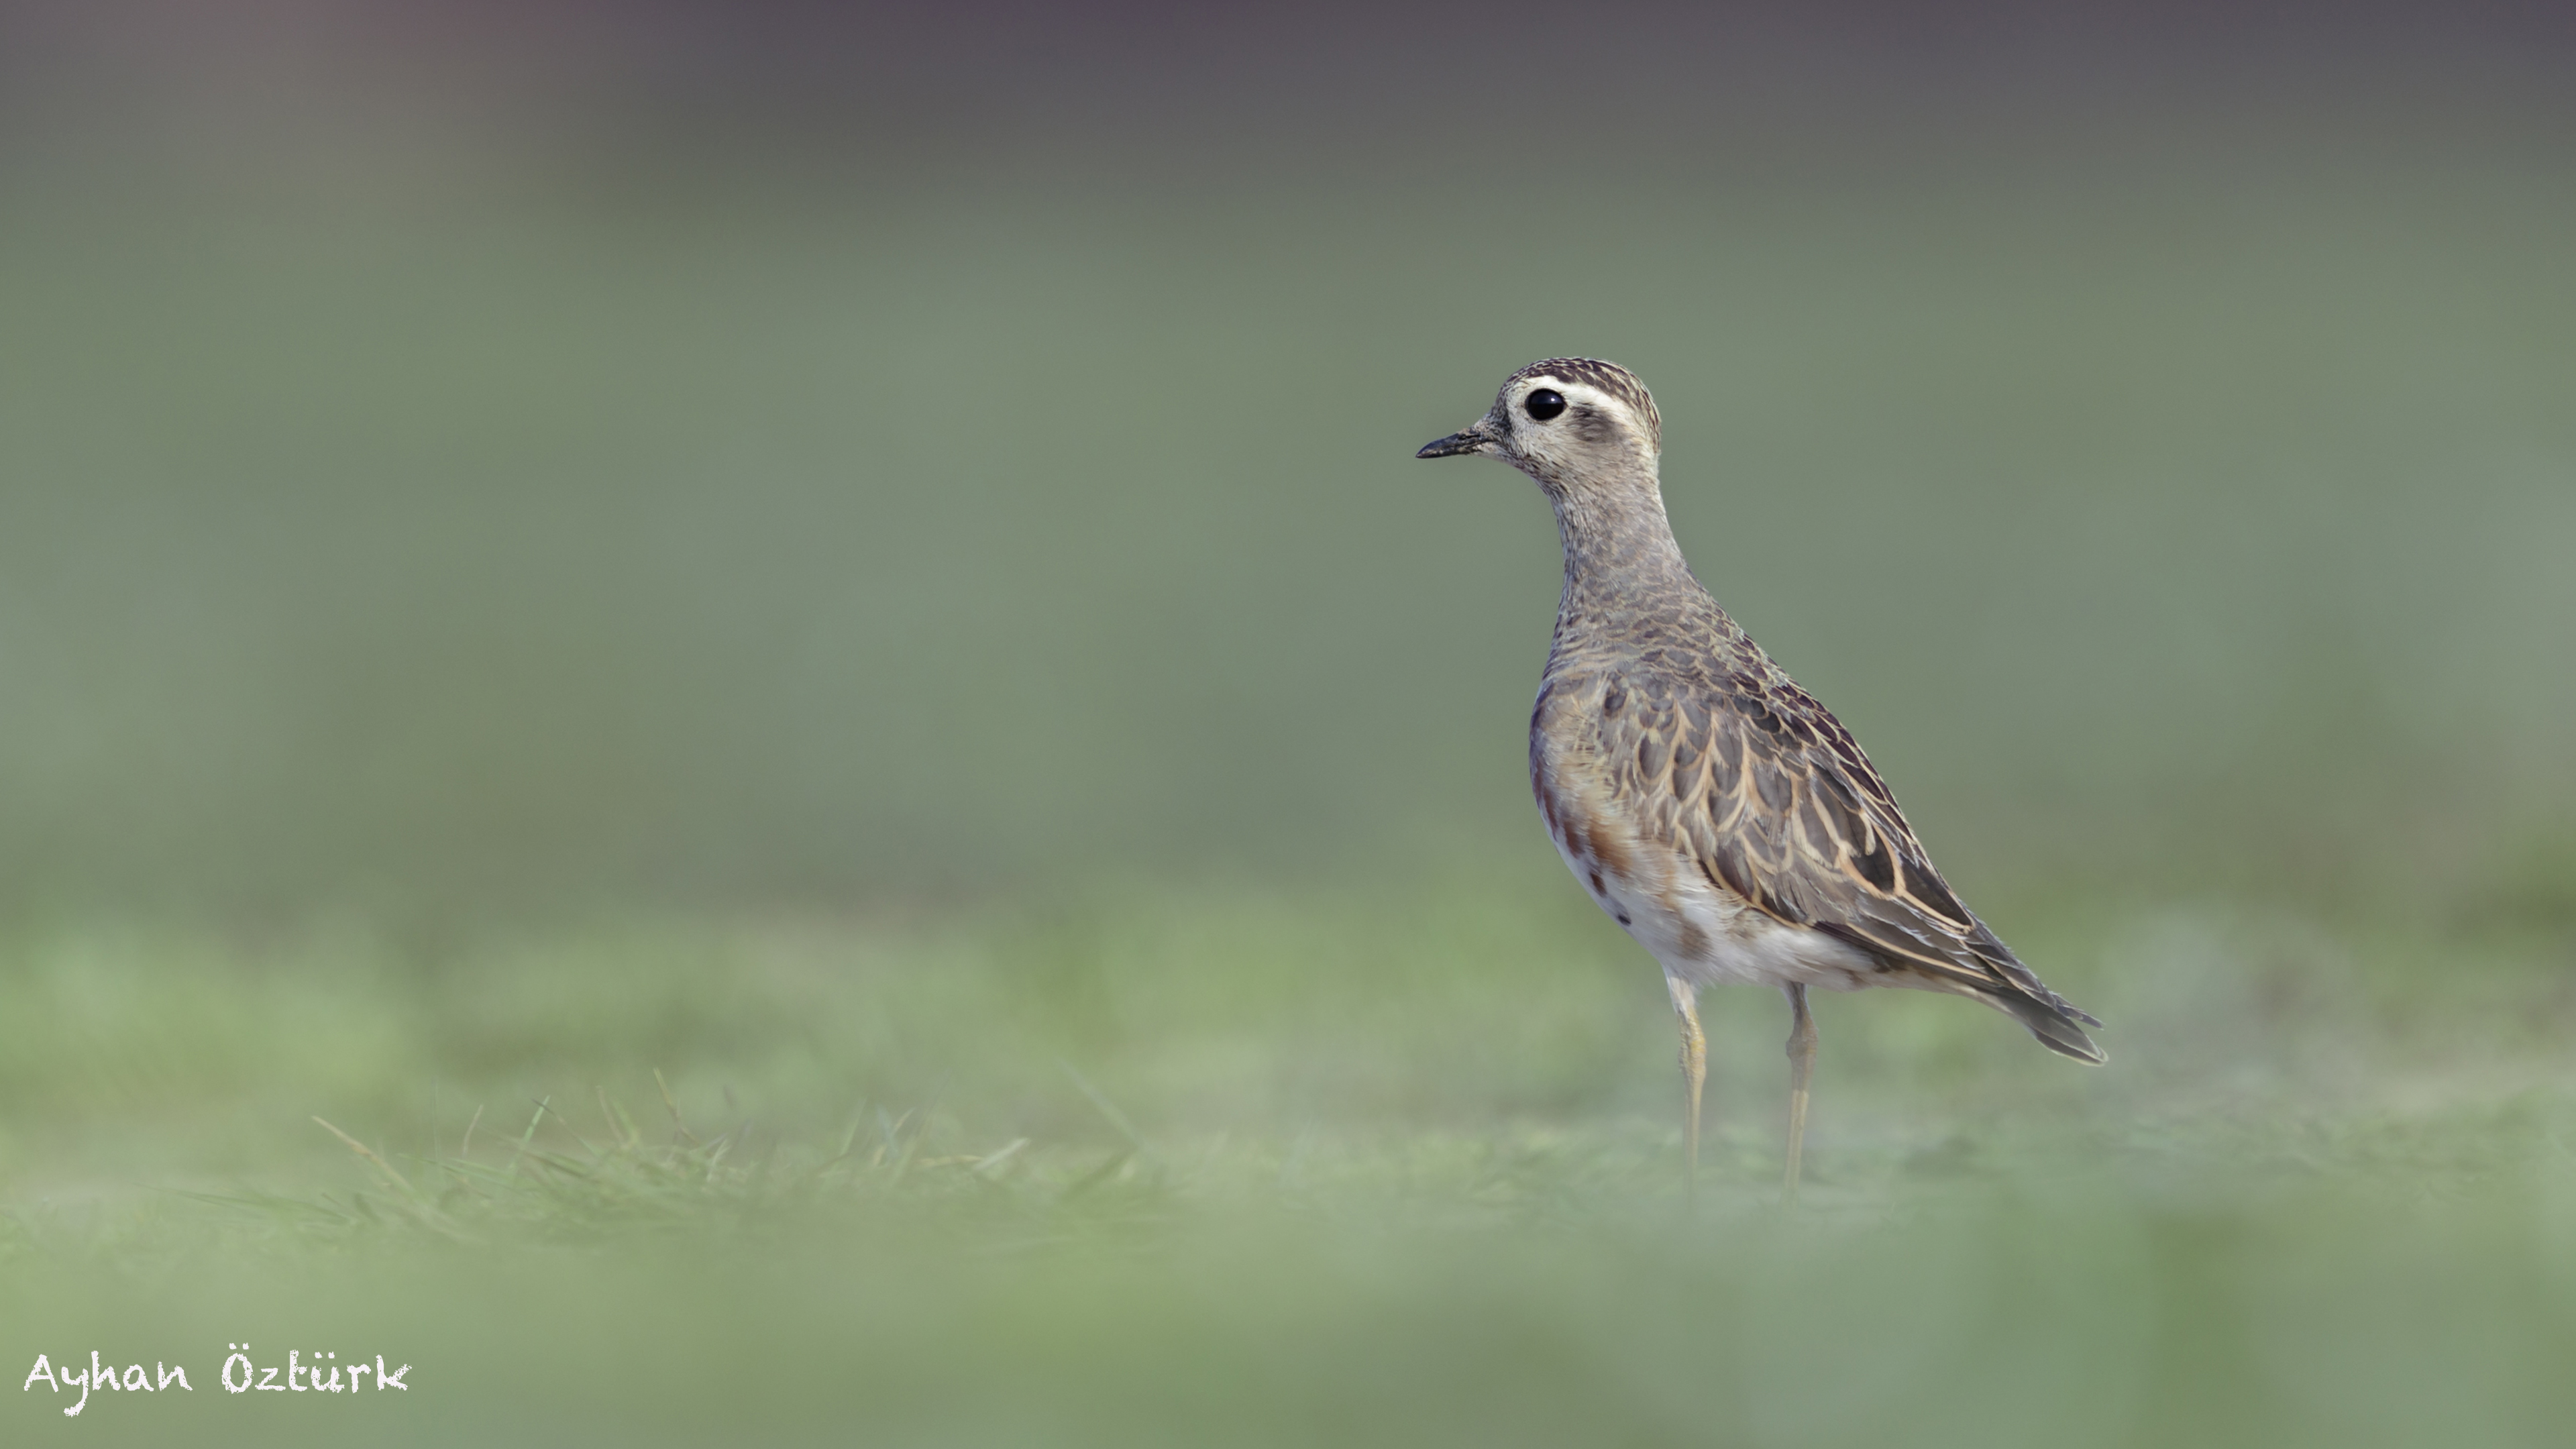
[{"left": 1418, "top": 359, "right": 2102, "bottom": 1196}]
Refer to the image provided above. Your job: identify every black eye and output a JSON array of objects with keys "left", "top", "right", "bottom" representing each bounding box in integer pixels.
[{"left": 1523, "top": 388, "right": 1566, "bottom": 421}]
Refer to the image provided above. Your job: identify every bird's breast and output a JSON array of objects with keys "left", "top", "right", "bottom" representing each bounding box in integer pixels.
[
  {"left": 1531, "top": 678, "right": 1696, "bottom": 946},
  {"left": 1530, "top": 673, "right": 1878, "bottom": 992}
]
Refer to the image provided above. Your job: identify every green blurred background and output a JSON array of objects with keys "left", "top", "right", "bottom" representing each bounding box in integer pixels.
[{"left": 4, "top": 3, "right": 2575, "bottom": 1445}]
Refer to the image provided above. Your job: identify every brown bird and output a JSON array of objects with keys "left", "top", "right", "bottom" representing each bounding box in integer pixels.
[{"left": 1418, "top": 358, "right": 2102, "bottom": 1197}]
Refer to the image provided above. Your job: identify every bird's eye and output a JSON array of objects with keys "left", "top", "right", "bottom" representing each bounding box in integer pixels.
[{"left": 1524, "top": 388, "right": 1566, "bottom": 421}]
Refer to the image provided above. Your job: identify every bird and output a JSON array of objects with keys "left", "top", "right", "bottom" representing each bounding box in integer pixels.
[{"left": 1417, "top": 358, "right": 2102, "bottom": 1198}]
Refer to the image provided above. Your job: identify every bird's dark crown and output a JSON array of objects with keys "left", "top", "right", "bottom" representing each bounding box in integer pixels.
[{"left": 1501, "top": 358, "right": 1661, "bottom": 453}]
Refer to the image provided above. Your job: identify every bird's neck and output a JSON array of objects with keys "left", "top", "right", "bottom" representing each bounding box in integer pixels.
[{"left": 1549, "top": 473, "right": 1706, "bottom": 632}]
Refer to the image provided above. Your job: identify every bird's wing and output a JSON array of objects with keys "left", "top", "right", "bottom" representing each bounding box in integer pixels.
[{"left": 1604, "top": 672, "right": 2100, "bottom": 1036}]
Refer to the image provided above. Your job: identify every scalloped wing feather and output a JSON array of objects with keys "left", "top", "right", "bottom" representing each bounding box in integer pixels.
[{"left": 1601, "top": 672, "right": 2102, "bottom": 1059}]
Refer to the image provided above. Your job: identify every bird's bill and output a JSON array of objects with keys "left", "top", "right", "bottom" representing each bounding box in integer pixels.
[{"left": 1414, "top": 423, "right": 1494, "bottom": 459}]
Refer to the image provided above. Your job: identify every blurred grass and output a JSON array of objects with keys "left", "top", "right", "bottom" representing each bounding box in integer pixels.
[{"left": 6, "top": 863, "right": 2576, "bottom": 1445}]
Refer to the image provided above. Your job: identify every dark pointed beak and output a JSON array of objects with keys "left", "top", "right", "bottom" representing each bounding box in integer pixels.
[{"left": 1415, "top": 423, "right": 1493, "bottom": 460}]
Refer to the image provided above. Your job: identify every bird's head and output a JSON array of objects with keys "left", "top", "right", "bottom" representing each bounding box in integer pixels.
[{"left": 1415, "top": 358, "right": 1662, "bottom": 497}]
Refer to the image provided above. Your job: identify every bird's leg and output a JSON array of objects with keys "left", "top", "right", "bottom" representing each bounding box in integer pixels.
[
  {"left": 1782, "top": 983, "right": 1817, "bottom": 1202},
  {"left": 1667, "top": 973, "right": 1707, "bottom": 1201}
]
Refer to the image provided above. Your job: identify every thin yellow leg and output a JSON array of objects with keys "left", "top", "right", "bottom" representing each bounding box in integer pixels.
[
  {"left": 1783, "top": 983, "right": 1817, "bottom": 1202},
  {"left": 1668, "top": 975, "right": 1707, "bottom": 1203}
]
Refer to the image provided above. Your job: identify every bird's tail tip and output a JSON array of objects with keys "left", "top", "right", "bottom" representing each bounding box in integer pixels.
[{"left": 1998, "top": 991, "right": 2107, "bottom": 1065}]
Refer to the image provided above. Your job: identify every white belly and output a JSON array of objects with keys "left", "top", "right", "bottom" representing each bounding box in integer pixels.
[{"left": 1549, "top": 826, "right": 1879, "bottom": 994}]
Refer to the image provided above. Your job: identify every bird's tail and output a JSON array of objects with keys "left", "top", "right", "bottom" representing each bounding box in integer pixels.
[{"left": 1988, "top": 987, "right": 2106, "bottom": 1065}]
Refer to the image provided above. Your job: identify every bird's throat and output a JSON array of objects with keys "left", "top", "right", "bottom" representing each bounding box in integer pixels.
[{"left": 1550, "top": 478, "right": 1701, "bottom": 630}]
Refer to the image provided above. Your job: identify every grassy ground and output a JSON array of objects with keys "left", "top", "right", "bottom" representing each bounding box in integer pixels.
[{"left": 8, "top": 860, "right": 2575, "bottom": 1446}]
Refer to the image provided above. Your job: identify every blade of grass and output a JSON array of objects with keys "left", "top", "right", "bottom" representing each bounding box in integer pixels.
[
  {"left": 1059, "top": 1059, "right": 1151, "bottom": 1159},
  {"left": 654, "top": 1069, "right": 698, "bottom": 1146},
  {"left": 313, "top": 1115, "right": 417, "bottom": 1197},
  {"left": 507, "top": 1097, "right": 550, "bottom": 1177}
]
